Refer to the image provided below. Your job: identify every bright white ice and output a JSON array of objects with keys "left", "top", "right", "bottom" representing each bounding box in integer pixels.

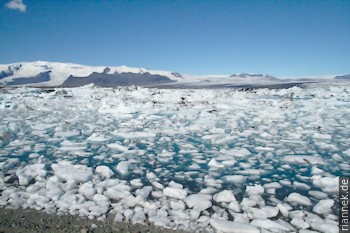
[{"left": 0, "top": 83, "right": 349, "bottom": 232}]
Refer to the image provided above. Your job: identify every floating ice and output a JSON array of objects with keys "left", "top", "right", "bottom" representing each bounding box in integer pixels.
[
  {"left": 222, "top": 175, "right": 247, "bottom": 184},
  {"left": 213, "top": 190, "right": 236, "bottom": 203},
  {"left": 163, "top": 187, "right": 188, "bottom": 200},
  {"left": 208, "top": 158, "right": 225, "bottom": 168},
  {"left": 107, "top": 143, "right": 128, "bottom": 152},
  {"left": 78, "top": 181, "right": 96, "bottom": 199},
  {"left": 312, "top": 176, "right": 339, "bottom": 193},
  {"left": 16, "top": 163, "right": 47, "bottom": 186},
  {"left": 87, "top": 132, "right": 109, "bottom": 142},
  {"left": 1, "top": 84, "right": 349, "bottom": 232},
  {"left": 116, "top": 161, "right": 129, "bottom": 176},
  {"left": 250, "top": 219, "right": 290, "bottom": 231},
  {"left": 291, "top": 217, "right": 310, "bottom": 229},
  {"left": 245, "top": 185, "right": 264, "bottom": 196},
  {"left": 209, "top": 218, "right": 260, "bottom": 233},
  {"left": 312, "top": 199, "right": 334, "bottom": 214},
  {"left": 185, "top": 194, "right": 212, "bottom": 212},
  {"left": 308, "top": 190, "right": 328, "bottom": 200},
  {"left": 104, "top": 183, "right": 132, "bottom": 201},
  {"left": 95, "top": 165, "right": 114, "bottom": 179},
  {"left": 287, "top": 193, "right": 312, "bottom": 206},
  {"left": 251, "top": 206, "right": 279, "bottom": 219},
  {"left": 52, "top": 161, "right": 93, "bottom": 183}
]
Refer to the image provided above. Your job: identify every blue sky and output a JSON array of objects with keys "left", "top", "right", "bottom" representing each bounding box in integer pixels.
[{"left": 1, "top": 0, "right": 349, "bottom": 77}]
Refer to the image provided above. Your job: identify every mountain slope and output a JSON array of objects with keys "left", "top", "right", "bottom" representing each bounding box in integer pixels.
[
  {"left": 0, "top": 61, "right": 179, "bottom": 87},
  {"left": 1, "top": 61, "right": 343, "bottom": 88},
  {"left": 334, "top": 74, "right": 350, "bottom": 80},
  {"left": 61, "top": 71, "right": 175, "bottom": 87}
]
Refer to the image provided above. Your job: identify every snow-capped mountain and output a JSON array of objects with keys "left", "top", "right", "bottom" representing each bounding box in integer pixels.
[
  {"left": 0, "top": 61, "right": 181, "bottom": 87},
  {"left": 0, "top": 61, "right": 283, "bottom": 88},
  {"left": 1, "top": 61, "right": 344, "bottom": 88}
]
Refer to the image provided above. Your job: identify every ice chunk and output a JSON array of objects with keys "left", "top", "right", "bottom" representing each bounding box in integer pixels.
[
  {"left": 223, "top": 148, "right": 251, "bottom": 158},
  {"left": 130, "top": 178, "right": 143, "bottom": 188},
  {"left": 245, "top": 185, "right": 264, "bottom": 196},
  {"left": 116, "top": 161, "right": 129, "bottom": 176},
  {"left": 131, "top": 207, "right": 146, "bottom": 224},
  {"left": 52, "top": 161, "right": 93, "bottom": 183},
  {"left": 312, "top": 176, "right": 339, "bottom": 193},
  {"left": 208, "top": 158, "right": 224, "bottom": 168},
  {"left": 306, "top": 216, "right": 338, "bottom": 233},
  {"left": 151, "top": 191, "right": 163, "bottom": 199},
  {"left": 299, "top": 230, "right": 319, "bottom": 233},
  {"left": 104, "top": 183, "right": 131, "bottom": 200},
  {"left": 228, "top": 201, "right": 241, "bottom": 212},
  {"left": 308, "top": 190, "right": 328, "bottom": 199},
  {"left": 263, "top": 182, "right": 282, "bottom": 189},
  {"left": 163, "top": 187, "right": 188, "bottom": 200},
  {"left": 188, "top": 163, "right": 201, "bottom": 170},
  {"left": 169, "top": 200, "right": 185, "bottom": 211},
  {"left": 93, "top": 194, "right": 110, "bottom": 205},
  {"left": 209, "top": 218, "right": 259, "bottom": 233},
  {"left": 151, "top": 181, "right": 164, "bottom": 190},
  {"left": 27, "top": 193, "right": 50, "bottom": 210},
  {"left": 185, "top": 194, "right": 212, "bottom": 212},
  {"left": 114, "top": 213, "right": 124, "bottom": 222},
  {"left": 95, "top": 165, "right": 114, "bottom": 179},
  {"left": 54, "top": 129, "right": 80, "bottom": 138},
  {"left": 135, "top": 186, "right": 153, "bottom": 199},
  {"left": 283, "top": 155, "right": 325, "bottom": 165},
  {"left": 293, "top": 181, "right": 311, "bottom": 190},
  {"left": 87, "top": 132, "right": 109, "bottom": 142},
  {"left": 287, "top": 193, "right": 312, "bottom": 206},
  {"left": 275, "top": 219, "right": 296, "bottom": 231},
  {"left": 59, "top": 140, "right": 86, "bottom": 151},
  {"left": 251, "top": 206, "right": 279, "bottom": 219},
  {"left": 213, "top": 190, "right": 236, "bottom": 203},
  {"left": 123, "top": 208, "right": 134, "bottom": 221},
  {"left": 16, "top": 163, "right": 47, "bottom": 186},
  {"left": 168, "top": 181, "right": 183, "bottom": 189},
  {"left": 313, "top": 133, "right": 332, "bottom": 140},
  {"left": 313, "top": 199, "right": 334, "bottom": 214},
  {"left": 277, "top": 203, "right": 292, "bottom": 217},
  {"left": 45, "top": 177, "right": 64, "bottom": 201},
  {"left": 107, "top": 143, "right": 128, "bottom": 152},
  {"left": 250, "top": 219, "right": 290, "bottom": 231},
  {"left": 291, "top": 217, "right": 310, "bottom": 229},
  {"left": 311, "top": 166, "right": 324, "bottom": 175},
  {"left": 222, "top": 175, "right": 247, "bottom": 184},
  {"left": 78, "top": 181, "right": 96, "bottom": 200},
  {"left": 146, "top": 172, "right": 157, "bottom": 181}
]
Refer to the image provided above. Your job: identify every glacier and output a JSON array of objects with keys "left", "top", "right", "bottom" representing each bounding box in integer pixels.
[{"left": 0, "top": 82, "right": 349, "bottom": 232}]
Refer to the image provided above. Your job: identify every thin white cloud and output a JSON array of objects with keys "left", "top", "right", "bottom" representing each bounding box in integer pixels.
[{"left": 5, "top": 0, "right": 26, "bottom": 12}]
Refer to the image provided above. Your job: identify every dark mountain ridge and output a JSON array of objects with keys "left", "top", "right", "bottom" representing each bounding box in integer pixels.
[{"left": 61, "top": 71, "right": 175, "bottom": 87}]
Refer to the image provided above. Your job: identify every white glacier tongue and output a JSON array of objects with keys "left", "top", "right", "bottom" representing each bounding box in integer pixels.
[{"left": 0, "top": 83, "right": 348, "bottom": 232}]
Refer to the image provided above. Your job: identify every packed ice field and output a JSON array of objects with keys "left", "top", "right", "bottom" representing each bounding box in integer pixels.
[{"left": 0, "top": 83, "right": 349, "bottom": 233}]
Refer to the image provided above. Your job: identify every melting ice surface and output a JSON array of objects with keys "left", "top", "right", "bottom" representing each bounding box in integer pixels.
[{"left": 0, "top": 83, "right": 349, "bottom": 232}]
